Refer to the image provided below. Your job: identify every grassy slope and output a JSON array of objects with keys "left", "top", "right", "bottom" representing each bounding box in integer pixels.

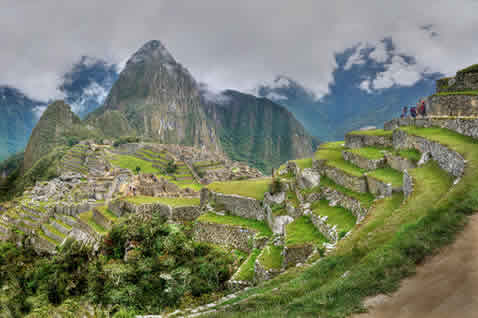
[
  {"left": 197, "top": 213, "right": 273, "bottom": 237},
  {"left": 311, "top": 200, "right": 357, "bottom": 233},
  {"left": 124, "top": 195, "right": 200, "bottom": 207},
  {"left": 367, "top": 167, "right": 403, "bottom": 187},
  {"left": 234, "top": 249, "right": 262, "bottom": 281},
  {"left": 315, "top": 142, "right": 365, "bottom": 177},
  {"left": 347, "top": 129, "right": 393, "bottom": 136},
  {"left": 348, "top": 147, "right": 389, "bottom": 160},
  {"left": 206, "top": 178, "right": 272, "bottom": 200},
  {"left": 285, "top": 216, "right": 328, "bottom": 247},
  {"left": 205, "top": 127, "right": 478, "bottom": 318}
]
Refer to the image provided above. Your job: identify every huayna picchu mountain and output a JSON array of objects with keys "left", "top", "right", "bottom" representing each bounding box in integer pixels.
[
  {"left": 88, "top": 40, "right": 315, "bottom": 172},
  {"left": 88, "top": 40, "right": 220, "bottom": 152},
  {"left": 23, "top": 101, "right": 81, "bottom": 173}
]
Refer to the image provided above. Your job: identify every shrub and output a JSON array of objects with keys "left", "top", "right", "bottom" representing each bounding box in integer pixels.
[{"left": 269, "top": 178, "right": 283, "bottom": 194}]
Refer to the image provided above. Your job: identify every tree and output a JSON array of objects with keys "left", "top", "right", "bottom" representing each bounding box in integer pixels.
[{"left": 135, "top": 166, "right": 141, "bottom": 174}]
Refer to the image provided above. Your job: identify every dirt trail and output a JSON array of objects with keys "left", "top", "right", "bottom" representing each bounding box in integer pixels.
[{"left": 354, "top": 214, "right": 478, "bottom": 318}]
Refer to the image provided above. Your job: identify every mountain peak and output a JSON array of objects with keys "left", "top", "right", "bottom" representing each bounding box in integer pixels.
[{"left": 128, "top": 40, "right": 176, "bottom": 66}]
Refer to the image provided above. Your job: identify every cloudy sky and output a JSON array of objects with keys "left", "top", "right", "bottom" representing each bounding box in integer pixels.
[{"left": 1, "top": 0, "right": 477, "bottom": 101}]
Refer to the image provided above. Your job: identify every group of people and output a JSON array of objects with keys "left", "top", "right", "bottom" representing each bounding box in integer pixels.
[{"left": 401, "top": 99, "right": 427, "bottom": 119}]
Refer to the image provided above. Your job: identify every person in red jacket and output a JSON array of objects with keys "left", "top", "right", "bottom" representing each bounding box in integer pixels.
[{"left": 419, "top": 100, "right": 426, "bottom": 117}]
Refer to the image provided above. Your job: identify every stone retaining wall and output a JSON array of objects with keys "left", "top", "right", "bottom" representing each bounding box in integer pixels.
[
  {"left": 254, "top": 255, "right": 282, "bottom": 283},
  {"left": 92, "top": 209, "right": 113, "bottom": 229},
  {"left": 306, "top": 212, "right": 337, "bottom": 241},
  {"left": 193, "top": 221, "right": 264, "bottom": 252},
  {"left": 316, "top": 162, "right": 368, "bottom": 193},
  {"left": 107, "top": 199, "right": 200, "bottom": 221},
  {"left": 384, "top": 153, "right": 417, "bottom": 172},
  {"left": 201, "top": 189, "right": 266, "bottom": 221},
  {"left": 366, "top": 176, "right": 394, "bottom": 197},
  {"left": 320, "top": 187, "right": 368, "bottom": 221},
  {"left": 393, "top": 130, "right": 465, "bottom": 177},
  {"left": 436, "top": 71, "right": 478, "bottom": 93},
  {"left": 30, "top": 235, "right": 57, "bottom": 254},
  {"left": 345, "top": 133, "right": 393, "bottom": 149},
  {"left": 385, "top": 117, "right": 478, "bottom": 140},
  {"left": 403, "top": 170, "right": 414, "bottom": 199},
  {"left": 41, "top": 224, "right": 64, "bottom": 243},
  {"left": 428, "top": 94, "right": 478, "bottom": 117},
  {"left": 265, "top": 206, "right": 294, "bottom": 235},
  {"left": 342, "top": 150, "right": 387, "bottom": 171},
  {"left": 282, "top": 244, "right": 315, "bottom": 269}
]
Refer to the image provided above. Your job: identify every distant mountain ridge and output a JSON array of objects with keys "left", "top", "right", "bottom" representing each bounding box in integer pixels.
[{"left": 257, "top": 41, "right": 442, "bottom": 141}]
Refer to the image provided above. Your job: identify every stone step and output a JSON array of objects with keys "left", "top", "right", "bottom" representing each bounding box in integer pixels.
[
  {"left": 41, "top": 224, "right": 66, "bottom": 243},
  {"left": 33, "top": 231, "right": 59, "bottom": 252},
  {"left": 56, "top": 214, "right": 80, "bottom": 227},
  {"left": 21, "top": 216, "right": 38, "bottom": 227},
  {"left": 20, "top": 205, "right": 43, "bottom": 217},
  {"left": 51, "top": 220, "right": 72, "bottom": 235},
  {"left": 19, "top": 210, "right": 41, "bottom": 221}
]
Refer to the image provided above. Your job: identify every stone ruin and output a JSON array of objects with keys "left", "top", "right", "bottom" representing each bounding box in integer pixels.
[
  {"left": 428, "top": 65, "right": 478, "bottom": 117},
  {"left": 126, "top": 173, "right": 198, "bottom": 198}
]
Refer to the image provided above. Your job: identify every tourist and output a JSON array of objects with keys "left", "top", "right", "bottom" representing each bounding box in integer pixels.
[
  {"left": 419, "top": 100, "right": 426, "bottom": 117},
  {"left": 401, "top": 106, "right": 408, "bottom": 118},
  {"left": 410, "top": 106, "right": 417, "bottom": 118}
]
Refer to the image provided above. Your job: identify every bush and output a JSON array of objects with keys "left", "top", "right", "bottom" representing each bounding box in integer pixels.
[
  {"left": 166, "top": 160, "right": 178, "bottom": 174},
  {"left": 269, "top": 178, "right": 283, "bottom": 194}
]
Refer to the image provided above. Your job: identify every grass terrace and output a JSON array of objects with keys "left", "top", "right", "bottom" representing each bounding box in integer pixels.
[
  {"left": 349, "top": 147, "right": 390, "bottom": 160},
  {"left": 110, "top": 154, "right": 161, "bottom": 174},
  {"left": 315, "top": 142, "right": 366, "bottom": 177},
  {"left": 285, "top": 216, "right": 328, "bottom": 247},
  {"left": 95, "top": 206, "right": 118, "bottom": 222},
  {"left": 197, "top": 213, "right": 272, "bottom": 237},
  {"left": 367, "top": 167, "right": 404, "bottom": 187},
  {"left": 257, "top": 245, "right": 283, "bottom": 270},
  {"left": 206, "top": 178, "right": 272, "bottom": 201},
  {"left": 234, "top": 249, "right": 262, "bottom": 282},
  {"left": 396, "top": 148, "right": 421, "bottom": 162},
  {"left": 347, "top": 129, "right": 394, "bottom": 136},
  {"left": 311, "top": 200, "right": 357, "bottom": 233},
  {"left": 37, "top": 229, "right": 60, "bottom": 246},
  {"left": 292, "top": 157, "right": 313, "bottom": 169},
  {"left": 78, "top": 211, "right": 107, "bottom": 235},
  {"left": 124, "top": 196, "right": 200, "bottom": 207},
  {"left": 434, "top": 90, "right": 478, "bottom": 96}
]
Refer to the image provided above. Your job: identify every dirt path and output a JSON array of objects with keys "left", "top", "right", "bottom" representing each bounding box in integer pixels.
[{"left": 354, "top": 214, "right": 478, "bottom": 318}]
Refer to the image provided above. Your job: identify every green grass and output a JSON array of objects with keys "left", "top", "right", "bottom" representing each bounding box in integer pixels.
[
  {"left": 197, "top": 213, "right": 273, "bottom": 237},
  {"left": 285, "top": 216, "right": 328, "bottom": 247},
  {"left": 257, "top": 245, "right": 283, "bottom": 270},
  {"left": 349, "top": 147, "right": 390, "bottom": 160},
  {"left": 44, "top": 224, "right": 66, "bottom": 239},
  {"left": 347, "top": 129, "right": 393, "bottom": 136},
  {"left": 78, "top": 211, "right": 107, "bottom": 235},
  {"left": 203, "top": 126, "right": 477, "bottom": 317},
  {"left": 124, "top": 196, "right": 200, "bottom": 207},
  {"left": 110, "top": 154, "right": 161, "bottom": 174},
  {"left": 396, "top": 148, "right": 421, "bottom": 162},
  {"left": 37, "top": 230, "right": 60, "bottom": 246},
  {"left": 54, "top": 218, "right": 72, "bottom": 230},
  {"left": 317, "top": 176, "right": 375, "bottom": 208},
  {"left": 367, "top": 167, "right": 404, "bottom": 187},
  {"left": 292, "top": 157, "right": 313, "bottom": 169},
  {"left": 434, "top": 90, "right": 478, "bottom": 96},
  {"left": 311, "top": 200, "right": 357, "bottom": 233},
  {"left": 96, "top": 206, "right": 118, "bottom": 222},
  {"left": 170, "top": 180, "right": 204, "bottom": 192},
  {"left": 457, "top": 63, "right": 478, "bottom": 74},
  {"left": 234, "top": 249, "right": 262, "bottom": 281},
  {"left": 206, "top": 178, "right": 272, "bottom": 200},
  {"left": 315, "top": 142, "right": 366, "bottom": 177}
]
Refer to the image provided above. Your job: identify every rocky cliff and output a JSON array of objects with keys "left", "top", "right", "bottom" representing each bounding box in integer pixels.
[
  {"left": 88, "top": 40, "right": 220, "bottom": 151},
  {"left": 23, "top": 101, "right": 80, "bottom": 173}
]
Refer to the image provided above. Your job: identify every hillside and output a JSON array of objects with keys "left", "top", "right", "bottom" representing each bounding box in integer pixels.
[
  {"left": 22, "top": 101, "right": 81, "bottom": 173},
  {"left": 203, "top": 90, "right": 317, "bottom": 173},
  {"left": 87, "top": 40, "right": 315, "bottom": 173}
]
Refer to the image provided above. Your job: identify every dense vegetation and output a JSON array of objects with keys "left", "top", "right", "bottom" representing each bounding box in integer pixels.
[{"left": 0, "top": 214, "right": 236, "bottom": 317}]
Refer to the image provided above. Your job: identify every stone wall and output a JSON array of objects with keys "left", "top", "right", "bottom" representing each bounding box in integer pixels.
[
  {"left": 282, "top": 244, "right": 315, "bottom": 268},
  {"left": 306, "top": 212, "right": 338, "bottom": 241},
  {"left": 320, "top": 187, "right": 368, "bottom": 221},
  {"left": 193, "top": 221, "right": 265, "bottom": 252},
  {"left": 385, "top": 117, "right": 478, "bottom": 140},
  {"left": 384, "top": 153, "right": 417, "bottom": 172},
  {"left": 266, "top": 206, "right": 294, "bottom": 235},
  {"left": 202, "top": 190, "right": 266, "bottom": 221},
  {"left": 436, "top": 71, "right": 478, "bottom": 93},
  {"left": 254, "top": 257, "right": 282, "bottom": 284},
  {"left": 428, "top": 94, "right": 478, "bottom": 117},
  {"left": 316, "top": 162, "right": 368, "bottom": 193},
  {"left": 107, "top": 199, "right": 200, "bottom": 221},
  {"left": 92, "top": 209, "right": 113, "bottom": 229},
  {"left": 393, "top": 130, "right": 465, "bottom": 177},
  {"left": 403, "top": 170, "right": 414, "bottom": 199},
  {"left": 345, "top": 133, "right": 393, "bottom": 149},
  {"left": 342, "top": 150, "right": 387, "bottom": 171},
  {"left": 171, "top": 206, "right": 201, "bottom": 221},
  {"left": 366, "top": 176, "right": 393, "bottom": 197},
  {"left": 30, "top": 235, "right": 57, "bottom": 254}
]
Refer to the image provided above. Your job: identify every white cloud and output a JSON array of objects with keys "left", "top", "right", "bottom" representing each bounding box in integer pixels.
[
  {"left": 0, "top": 0, "right": 477, "bottom": 101},
  {"left": 265, "top": 92, "right": 288, "bottom": 101},
  {"left": 359, "top": 80, "right": 372, "bottom": 93},
  {"left": 344, "top": 43, "right": 367, "bottom": 70},
  {"left": 369, "top": 41, "right": 389, "bottom": 63},
  {"left": 372, "top": 56, "right": 424, "bottom": 90}
]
